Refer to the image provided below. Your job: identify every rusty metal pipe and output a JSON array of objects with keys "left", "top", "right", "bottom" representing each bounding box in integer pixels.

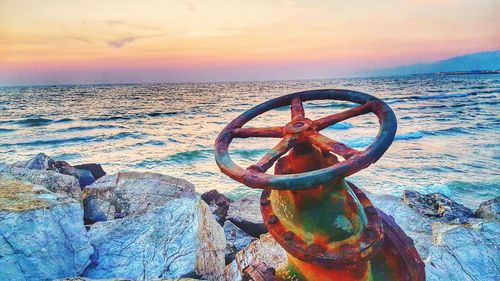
[{"left": 215, "top": 90, "right": 425, "bottom": 280}]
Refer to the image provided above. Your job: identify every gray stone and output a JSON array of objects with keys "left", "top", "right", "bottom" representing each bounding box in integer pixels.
[
  {"left": 224, "top": 234, "right": 287, "bottom": 281},
  {"left": 82, "top": 172, "right": 195, "bottom": 222},
  {"left": 227, "top": 194, "right": 267, "bottom": 237},
  {"left": 0, "top": 162, "right": 81, "bottom": 199},
  {"left": 475, "top": 197, "right": 499, "bottom": 220},
  {"left": 402, "top": 190, "right": 475, "bottom": 223},
  {"left": 0, "top": 177, "right": 93, "bottom": 281},
  {"left": 426, "top": 221, "right": 500, "bottom": 281},
  {"left": 18, "top": 152, "right": 56, "bottom": 170},
  {"left": 201, "top": 190, "right": 232, "bottom": 226},
  {"left": 223, "top": 220, "right": 256, "bottom": 264},
  {"left": 84, "top": 198, "right": 225, "bottom": 280}
]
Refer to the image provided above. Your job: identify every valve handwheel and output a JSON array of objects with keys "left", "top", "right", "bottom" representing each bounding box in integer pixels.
[{"left": 215, "top": 89, "right": 397, "bottom": 190}]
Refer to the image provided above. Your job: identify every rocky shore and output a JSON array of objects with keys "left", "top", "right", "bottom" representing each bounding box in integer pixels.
[{"left": 0, "top": 153, "right": 498, "bottom": 281}]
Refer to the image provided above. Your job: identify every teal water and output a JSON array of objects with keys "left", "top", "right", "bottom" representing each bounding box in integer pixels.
[{"left": 0, "top": 75, "right": 498, "bottom": 207}]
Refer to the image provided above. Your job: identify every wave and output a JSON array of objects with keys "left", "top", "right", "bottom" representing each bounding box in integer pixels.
[
  {"left": 386, "top": 91, "right": 480, "bottom": 104},
  {"left": 0, "top": 117, "right": 74, "bottom": 127},
  {"left": 107, "top": 132, "right": 148, "bottom": 140},
  {"left": 395, "top": 131, "right": 424, "bottom": 140},
  {"left": 132, "top": 140, "right": 166, "bottom": 146},
  {"left": 82, "top": 111, "right": 179, "bottom": 122},
  {"left": 134, "top": 149, "right": 213, "bottom": 167},
  {"left": 0, "top": 128, "right": 15, "bottom": 133},
  {"left": 0, "top": 136, "right": 99, "bottom": 147},
  {"left": 54, "top": 124, "right": 124, "bottom": 133},
  {"left": 324, "top": 122, "right": 353, "bottom": 130}
]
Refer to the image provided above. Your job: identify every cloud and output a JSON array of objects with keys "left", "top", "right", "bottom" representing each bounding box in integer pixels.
[
  {"left": 107, "top": 36, "right": 139, "bottom": 48},
  {"left": 183, "top": 1, "right": 196, "bottom": 11},
  {"left": 106, "top": 34, "right": 167, "bottom": 49}
]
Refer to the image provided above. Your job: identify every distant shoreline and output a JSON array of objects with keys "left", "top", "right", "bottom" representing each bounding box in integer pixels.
[{"left": 434, "top": 70, "right": 500, "bottom": 75}]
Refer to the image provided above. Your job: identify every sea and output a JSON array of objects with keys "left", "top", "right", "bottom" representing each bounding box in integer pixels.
[{"left": 0, "top": 75, "right": 498, "bottom": 208}]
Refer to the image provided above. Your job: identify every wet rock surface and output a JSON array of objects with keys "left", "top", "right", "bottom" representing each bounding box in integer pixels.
[
  {"left": 84, "top": 197, "right": 225, "bottom": 280},
  {"left": 227, "top": 194, "right": 267, "bottom": 237},
  {"left": 402, "top": 190, "right": 475, "bottom": 223},
  {"left": 0, "top": 177, "right": 93, "bottom": 281},
  {"left": 223, "top": 220, "right": 257, "bottom": 264},
  {"left": 82, "top": 172, "right": 195, "bottom": 223},
  {"left": 475, "top": 196, "right": 499, "bottom": 220}
]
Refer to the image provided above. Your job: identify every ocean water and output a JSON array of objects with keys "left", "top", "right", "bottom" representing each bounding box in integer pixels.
[{"left": 0, "top": 75, "right": 498, "bottom": 208}]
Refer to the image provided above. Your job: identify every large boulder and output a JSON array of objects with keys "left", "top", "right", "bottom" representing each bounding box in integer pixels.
[
  {"left": 426, "top": 221, "right": 500, "bottom": 280},
  {"left": 82, "top": 172, "right": 195, "bottom": 223},
  {"left": 475, "top": 197, "right": 499, "bottom": 220},
  {"left": 402, "top": 190, "right": 475, "bottom": 224},
  {"left": 83, "top": 198, "right": 226, "bottom": 280},
  {"left": 227, "top": 194, "right": 267, "bottom": 237},
  {"left": 0, "top": 177, "right": 93, "bottom": 280},
  {"left": 223, "top": 220, "right": 256, "bottom": 264},
  {"left": 224, "top": 234, "right": 287, "bottom": 281},
  {"left": 0, "top": 163, "right": 81, "bottom": 199}
]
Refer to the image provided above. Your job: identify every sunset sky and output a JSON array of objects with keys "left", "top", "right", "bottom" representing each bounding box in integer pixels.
[{"left": 1, "top": 0, "right": 499, "bottom": 86}]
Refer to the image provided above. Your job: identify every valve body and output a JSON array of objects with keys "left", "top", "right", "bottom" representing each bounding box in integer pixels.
[{"left": 260, "top": 143, "right": 424, "bottom": 281}]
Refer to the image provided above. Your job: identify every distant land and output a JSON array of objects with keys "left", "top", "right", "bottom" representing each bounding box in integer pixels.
[{"left": 363, "top": 50, "right": 500, "bottom": 77}]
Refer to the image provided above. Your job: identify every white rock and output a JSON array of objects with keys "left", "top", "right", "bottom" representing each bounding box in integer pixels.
[
  {"left": 227, "top": 194, "right": 267, "bottom": 237},
  {"left": 84, "top": 198, "right": 225, "bottom": 280},
  {"left": 224, "top": 234, "right": 287, "bottom": 281},
  {"left": 82, "top": 172, "right": 195, "bottom": 222},
  {"left": 0, "top": 163, "right": 81, "bottom": 199},
  {"left": 0, "top": 177, "right": 93, "bottom": 280}
]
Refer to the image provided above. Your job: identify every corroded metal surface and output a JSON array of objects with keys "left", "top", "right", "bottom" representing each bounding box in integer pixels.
[
  {"left": 214, "top": 89, "right": 424, "bottom": 280},
  {"left": 214, "top": 89, "right": 397, "bottom": 190}
]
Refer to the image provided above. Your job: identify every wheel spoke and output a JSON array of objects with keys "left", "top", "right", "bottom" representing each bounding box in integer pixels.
[
  {"left": 232, "top": 126, "right": 284, "bottom": 138},
  {"left": 248, "top": 136, "right": 296, "bottom": 172},
  {"left": 313, "top": 102, "right": 374, "bottom": 130},
  {"left": 308, "top": 132, "right": 360, "bottom": 160},
  {"left": 291, "top": 96, "right": 305, "bottom": 121}
]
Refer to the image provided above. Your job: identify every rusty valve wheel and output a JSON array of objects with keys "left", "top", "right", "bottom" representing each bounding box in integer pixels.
[{"left": 215, "top": 89, "right": 397, "bottom": 190}]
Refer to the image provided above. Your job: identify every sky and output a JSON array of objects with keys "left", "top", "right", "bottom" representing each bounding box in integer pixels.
[{"left": 0, "top": 0, "right": 499, "bottom": 86}]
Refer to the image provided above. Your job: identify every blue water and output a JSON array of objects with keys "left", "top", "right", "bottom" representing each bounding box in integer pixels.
[{"left": 0, "top": 75, "right": 499, "bottom": 207}]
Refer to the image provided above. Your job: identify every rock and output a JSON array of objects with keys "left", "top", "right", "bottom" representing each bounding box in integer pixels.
[
  {"left": 82, "top": 172, "right": 195, "bottom": 223},
  {"left": 0, "top": 177, "right": 93, "bottom": 280},
  {"left": 83, "top": 198, "right": 225, "bottom": 280},
  {"left": 18, "top": 152, "right": 56, "bottom": 170},
  {"left": 368, "top": 190, "right": 499, "bottom": 281},
  {"left": 74, "top": 163, "right": 107, "bottom": 180},
  {"left": 224, "top": 234, "right": 287, "bottom": 281},
  {"left": 426, "top": 221, "right": 500, "bottom": 281},
  {"left": 475, "top": 197, "right": 499, "bottom": 220},
  {"left": 223, "top": 220, "right": 256, "bottom": 264},
  {"left": 201, "top": 189, "right": 232, "bottom": 225},
  {"left": 402, "top": 190, "right": 475, "bottom": 223},
  {"left": 55, "top": 160, "right": 96, "bottom": 189},
  {"left": 0, "top": 162, "right": 82, "bottom": 199},
  {"left": 227, "top": 194, "right": 267, "bottom": 237}
]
